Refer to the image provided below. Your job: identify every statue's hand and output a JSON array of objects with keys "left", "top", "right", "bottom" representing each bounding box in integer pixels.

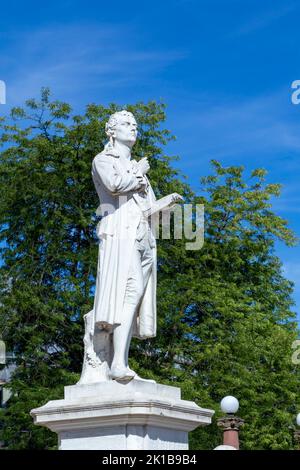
[
  {"left": 171, "top": 192, "right": 184, "bottom": 203},
  {"left": 136, "top": 175, "right": 148, "bottom": 192},
  {"left": 138, "top": 157, "right": 150, "bottom": 175}
]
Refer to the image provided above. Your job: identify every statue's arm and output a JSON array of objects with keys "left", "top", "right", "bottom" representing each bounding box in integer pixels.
[{"left": 93, "top": 157, "right": 144, "bottom": 195}]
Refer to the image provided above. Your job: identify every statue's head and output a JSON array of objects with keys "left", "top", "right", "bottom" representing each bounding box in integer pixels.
[{"left": 105, "top": 110, "right": 137, "bottom": 148}]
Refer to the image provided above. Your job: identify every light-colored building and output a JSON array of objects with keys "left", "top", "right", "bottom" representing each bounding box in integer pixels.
[{"left": 0, "top": 363, "right": 15, "bottom": 408}]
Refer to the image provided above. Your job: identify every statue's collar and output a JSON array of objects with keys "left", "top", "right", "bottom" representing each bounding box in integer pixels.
[
  {"left": 105, "top": 150, "right": 120, "bottom": 158},
  {"left": 103, "top": 143, "right": 134, "bottom": 161},
  {"left": 104, "top": 143, "right": 120, "bottom": 158}
]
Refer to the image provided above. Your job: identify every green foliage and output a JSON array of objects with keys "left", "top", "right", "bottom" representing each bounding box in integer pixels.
[
  {"left": 133, "top": 160, "right": 299, "bottom": 450},
  {"left": 0, "top": 89, "right": 299, "bottom": 449}
]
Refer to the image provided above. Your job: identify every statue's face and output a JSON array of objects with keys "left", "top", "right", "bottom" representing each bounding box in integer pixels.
[{"left": 113, "top": 114, "right": 137, "bottom": 147}]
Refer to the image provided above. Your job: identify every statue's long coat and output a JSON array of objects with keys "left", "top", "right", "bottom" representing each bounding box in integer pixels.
[{"left": 91, "top": 149, "right": 157, "bottom": 339}]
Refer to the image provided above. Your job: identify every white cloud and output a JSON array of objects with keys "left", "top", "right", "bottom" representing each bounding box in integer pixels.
[
  {"left": 272, "top": 183, "right": 300, "bottom": 214},
  {"left": 284, "top": 262, "right": 300, "bottom": 279},
  {"left": 1, "top": 23, "right": 186, "bottom": 107},
  {"left": 230, "top": 3, "right": 297, "bottom": 37},
  {"left": 168, "top": 90, "right": 300, "bottom": 164},
  {"left": 282, "top": 262, "right": 300, "bottom": 318}
]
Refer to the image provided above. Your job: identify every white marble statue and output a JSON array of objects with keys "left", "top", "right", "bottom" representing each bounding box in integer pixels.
[
  {"left": 78, "top": 110, "right": 182, "bottom": 383},
  {"left": 31, "top": 112, "right": 214, "bottom": 450}
]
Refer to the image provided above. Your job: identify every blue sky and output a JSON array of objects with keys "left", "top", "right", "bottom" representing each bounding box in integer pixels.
[{"left": 0, "top": 0, "right": 300, "bottom": 320}]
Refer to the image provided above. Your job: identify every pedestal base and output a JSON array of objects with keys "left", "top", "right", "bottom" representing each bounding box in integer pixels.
[{"left": 31, "top": 379, "right": 214, "bottom": 450}]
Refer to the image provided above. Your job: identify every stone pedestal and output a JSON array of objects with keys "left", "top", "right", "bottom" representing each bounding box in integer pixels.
[{"left": 31, "top": 379, "right": 214, "bottom": 450}]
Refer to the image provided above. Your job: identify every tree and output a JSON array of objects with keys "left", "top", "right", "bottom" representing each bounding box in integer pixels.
[{"left": 0, "top": 89, "right": 299, "bottom": 449}]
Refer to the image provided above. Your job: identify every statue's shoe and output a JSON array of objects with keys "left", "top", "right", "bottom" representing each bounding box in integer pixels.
[
  {"left": 133, "top": 375, "right": 156, "bottom": 383},
  {"left": 110, "top": 365, "right": 134, "bottom": 381},
  {"left": 126, "top": 367, "right": 136, "bottom": 378}
]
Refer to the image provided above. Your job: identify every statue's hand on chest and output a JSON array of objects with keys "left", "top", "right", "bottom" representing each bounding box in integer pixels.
[{"left": 130, "top": 160, "right": 149, "bottom": 195}]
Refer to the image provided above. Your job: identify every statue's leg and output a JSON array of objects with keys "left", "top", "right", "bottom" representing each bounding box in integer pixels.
[
  {"left": 141, "top": 242, "right": 154, "bottom": 289},
  {"left": 121, "top": 239, "right": 155, "bottom": 382},
  {"left": 110, "top": 303, "right": 137, "bottom": 379},
  {"left": 123, "top": 238, "right": 154, "bottom": 373},
  {"left": 124, "top": 321, "right": 134, "bottom": 370},
  {"left": 110, "top": 243, "right": 143, "bottom": 380}
]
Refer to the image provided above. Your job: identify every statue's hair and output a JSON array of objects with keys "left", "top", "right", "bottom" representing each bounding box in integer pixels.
[{"left": 105, "top": 110, "right": 136, "bottom": 138}]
